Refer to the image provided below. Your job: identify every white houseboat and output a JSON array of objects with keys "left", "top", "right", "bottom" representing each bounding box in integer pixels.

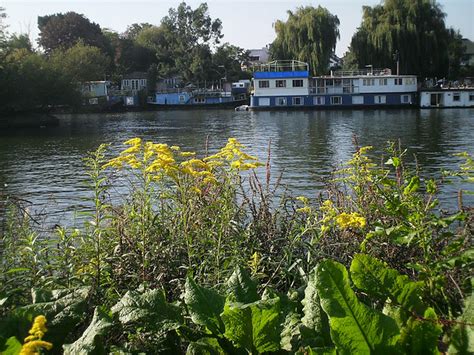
[
  {"left": 419, "top": 88, "right": 474, "bottom": 108},
  {"left": 250, "top": 60, "right": 418, "bottom": 109}
]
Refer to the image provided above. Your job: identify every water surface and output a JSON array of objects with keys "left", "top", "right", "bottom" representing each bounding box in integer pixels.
[{"left": 1, "top": 108, "right": 473, "bottom": 225}]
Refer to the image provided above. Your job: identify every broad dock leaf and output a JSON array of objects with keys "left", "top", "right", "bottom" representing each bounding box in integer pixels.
[
  {"left": 316, "top": 260, "right": 400, "bottom": 354},
  {"left": 226, "top": 266, "right": 259, "bottom": 304},
  {"left": 184, "top": 276, "right": 225, "bottom": 335},
  {"left": 222, "top": 297, "right": 281, "bottom": 353},
  {"left": 350, "top": 254, "right": 425, "bottom": 314},
  {"left": 448, "top": 290, "right": 474, "bottom": 354},
  {"left": 399, "top": 307, "right": 442, "bottom": 355},
  {"left": 63, "top": 307, "right": 112, "bottom": 354}
]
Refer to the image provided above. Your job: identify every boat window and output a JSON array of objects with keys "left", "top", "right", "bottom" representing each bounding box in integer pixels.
[
  {"left": 363, "top": 79, "right": 375, "bottom": 86},
  {"left": 343, "top": 87, "right": 352, "bottom": 93},
  {"left": 374, "top": 95, "right": 386, "bottom": 104},
  {"left": 179, "top": 95, "right": 185, "bottom": 102},
  {"left": 469, "top": 94, "right": 474, "bottom": 101},
  {"left": 276, "top": 97, "right": 287, "bottom": 106},
  {"left": 258, "top": 80, "right": 270, "bottom": 88},
  {"left": 292, "top": 79, "right": 304, "bottom": 87},
  {"left": 401, "top": 95, "right": 410, "bottom": 103},
  {"left": 313, "top": 96, "right": 325, "bottom": 105},
  {"left": 276, "top": 80, "right": 287, "bottom": 88},
  {"left": 352, "top": 96, "right": 364, "bottom": 104},
  {"left": 330, "top": 96, "right": 342, "bottom": 105},
  {"left": 394, "top": 78, "right": 403, "bottom": 85},
  {"left": 379, "top": 79, "right": 387, "bottom": 85},
  {"left": 453, "top": 93, "right": 460, "bottom": 101},
  {"left": 292, "top": 97, "right": 304, "bottom": 105}
]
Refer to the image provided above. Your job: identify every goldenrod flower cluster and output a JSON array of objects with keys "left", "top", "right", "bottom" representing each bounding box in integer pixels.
[
  {"left": 103, "top": 137, "right": 263, "bottom": 194},
  {"left": 335, "top": 212, "right": 367, "bottom": 230},
  {"left": 20, "top": 315, "right": 53, "bottom": 355},
  {"left": 296, "top": 196, "right": 311, "bottom": 214}
]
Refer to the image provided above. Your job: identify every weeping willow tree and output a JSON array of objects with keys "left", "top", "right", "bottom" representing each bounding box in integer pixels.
[
  {"left": 349, "top": 0, "right": 462, "bottom": 78},
  {"left": 270, "top": 6, "right": 340, "bottom": 75}
]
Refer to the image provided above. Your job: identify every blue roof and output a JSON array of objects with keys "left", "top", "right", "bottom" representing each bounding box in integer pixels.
[{"left": 254, "top": 71, "right": 309, "bottom": 79}]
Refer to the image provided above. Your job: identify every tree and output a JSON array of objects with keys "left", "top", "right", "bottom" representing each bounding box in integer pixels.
[
  {"left": 212, "top": 43, "right": 250, "bottom": 82},
  {"left": 0, "top": 49, "right": 79, "bottom": 112},
  {"left": 37, "top": 12, "right": 107, "bottom": 53},
  {"left": 123, "top": 23, "right": 153, "bottom": 40},
  {"left": 49, "top": 41, "right": 110, "bottom": 82},
  {"left": 270, "top": 6, "right": 340, "bottom": 75},
  {"left": 349, "top": 0, "right": 463, "bottom": 78},
  {"left": 0, "top": 7, "right": 7, "bottom": 50}
]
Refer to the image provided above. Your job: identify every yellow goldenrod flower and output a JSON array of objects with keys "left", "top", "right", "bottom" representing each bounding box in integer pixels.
[
  {"left": 124, "top": 137, "right": 142, "bottom": 146},
  {"left": 180, "top": 151, "right": 196, "bottom": 157},
  {"left": 20, "top": 315, "right": 53, "bottom": 355},
  {"left": 296, "top": 206, "right": 311, "bottom": 214},
  {"left": 336, "top": 212, "right": 366, "bottom": 230},
  {"left": 296, "top": 196, "right": 309, "bottom": 204}
]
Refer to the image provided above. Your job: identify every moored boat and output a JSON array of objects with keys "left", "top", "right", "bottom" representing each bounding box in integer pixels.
[{"left": 250, "top": 60, "right": 418, "bottom": 110}]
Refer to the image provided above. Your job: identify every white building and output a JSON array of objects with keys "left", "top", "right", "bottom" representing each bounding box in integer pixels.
[{"left": 121, "top": 72, "right": 148, "bottom": 94}]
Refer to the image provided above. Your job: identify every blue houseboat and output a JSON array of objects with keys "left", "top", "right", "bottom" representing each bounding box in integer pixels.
[
  {"left": 148, "top": 81, "right": 249, "bottom": 108},
  {"left": 250, "top": 60, "right": 418, "bottom": 109}
]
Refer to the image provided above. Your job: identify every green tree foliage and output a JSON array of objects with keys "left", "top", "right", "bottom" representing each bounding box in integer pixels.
[
  {"left": 213, "top": 43, "right": 250, "bottom": 82},
  {"left": 138, "top": 2, "right": 223, "bottom": 82},
  {"left": 270, "top": 6, "right": 340, "bottom": 75},
  {"left": 123, "top": 22, "right": 153, "bottom": 40},
  {"left": 0, "top": 6, "right": 7, "bottom": 47},
  {"left": 37, "top": 12, "right": 108, "bottom": 53},
  {"left": 50, "top": 41, "right": 110, "bottom": 82},
  {"left": 349, "top": 0, "right": 464, "bottom": 78},
  {"left": 0, "top": 49, "right": 80, "bottom": 112}
]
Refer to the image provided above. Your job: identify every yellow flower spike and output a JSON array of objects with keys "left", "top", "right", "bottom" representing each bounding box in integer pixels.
[
  {"left": 20, "top": 315, "right": 53, "bottom": 355},
  {"left": 122, "top": 144, "right": 140, "bottom": 155},
  {"left": 231, "top": 160, "right": 242, "bottom": 169},
  {"left": 335, "top": 212, "right": 367, "bottom": 230},
  {"left": 124, "top": 137, "right": 142, "bottom": 146},
  {"left": 296, "top": 196, "right": 309, "bottom": 204},
  {"left": 296, "top": 206, "right": 312, "bottom": 214},
  {"left": 180, "top": 151, "right": 196, "bottom": 157},
  {"left": 170, "top": 145, "right": 180, "bottom": 151}
]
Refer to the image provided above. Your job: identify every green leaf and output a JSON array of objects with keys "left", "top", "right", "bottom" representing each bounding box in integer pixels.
[
  {"left": 184, "top": 276, "right": 225, "bottom": 335},
  {"left": 403, "top": 176, "right": 420, "bottom": 195},
  {"left": 1, "top": 287, "right": 90, "bottom": 347},
  {"left": 222, "top": 297, "right": 282, "bottom": 353},
  {"left": 301, "top": 268, "right": 332, "bottom": 347},
  {"left": 63, "top": 307, "right": 113, "bottom": 355},
  {"left": 226, "top": 267, "right": 259, "bottom": 304},
  {"left": 448, "top": 291, "right": 474, "bottom": 354},
  {"left": 316, "top": 260, "right": 400, "bottom": 354},
  {"left": 400, "top": 308, "right": 442, "bottom": 355},
  {"left": 350, "top": 254, "right": 425, "bottom": 314},
  {"left": 296, "top": 346, "right": 337, "bottom": 355},
  {"left": 2, "top": 336, "right": 22, "bottom": 355},
  {"left": 111, "top": 288, "right": 182, "bottom": 329},
  {"left": 186, "top": 338, "right": 225, "bottom": 355}
]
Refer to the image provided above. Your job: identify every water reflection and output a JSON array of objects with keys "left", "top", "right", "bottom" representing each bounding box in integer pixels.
[{"left": 1, "top": 108, "right": 473, "bottom": 225}]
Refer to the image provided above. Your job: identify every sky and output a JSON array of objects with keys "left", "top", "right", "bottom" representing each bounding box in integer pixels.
[{"left": 2, "top": 0, "right": 474, "bottom": 57}]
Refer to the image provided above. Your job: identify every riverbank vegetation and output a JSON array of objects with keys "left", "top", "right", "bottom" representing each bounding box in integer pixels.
[{"left": 1, "top": 138, "right": 472, "bottom": 353}]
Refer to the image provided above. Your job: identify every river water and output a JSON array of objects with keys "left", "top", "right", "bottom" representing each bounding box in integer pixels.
[{"left": 1, "top": 108, "right": 473, "bottom": 226}]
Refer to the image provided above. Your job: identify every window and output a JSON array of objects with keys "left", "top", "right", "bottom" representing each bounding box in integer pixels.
[
  {"left": 258, "top": 98, "right": 270, "bottom": 106},
  {"left": 363, "top": 79, "right": 375, "bottom": 86},
  {"left": 194, "top": 98, "right": 206, "bottom": 103},
  {"left": 330, "top": 96, "right": 342, "bottom": 105},
  {"left": 394, "top": 78, "right": 403, "bottom": 85},
  {"left": 352, "top": 96, "right": 364, "bottom": 104},
  {"left": 292, "top": 79, "right": 304, "bottom": 87},
  {"left": 343, "top": 87, "right": 353, "bottom": 93},
  {"left": 276, "top": 80, "right": 286, "bottom": 88},
  {"left": 374, "top": 95, "right": 386, "bottom": 104},
  {"left": 179, "top": 95, "right": 185, "bottom": 103},
  {"left": 276, "top": 97, "right": 287, "bottom": 106},
  {"left": 401, "top": 95, "right": 410, "bottom": 103},
  {"left": 379, "top": 78, "right": 387, "bottom": 86},
  {"left": 313, "top": 96, "right": 325, "bottom": 105},
  {"left": 453, "top": 93, "right": 460, "bottom": 102},
  {"left": 258, "top": 80, "right": 269, "bottom": 88},
  {"left": 292, "top": 97, "right": 304, "bottom": 105},
  {"left": 469, "top": 94, "right": 474, "bottom": 101}
]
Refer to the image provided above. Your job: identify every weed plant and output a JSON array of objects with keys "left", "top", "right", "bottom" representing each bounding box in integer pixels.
[{"left": 0, "top": 138, "right": 472, "bottom": 353}]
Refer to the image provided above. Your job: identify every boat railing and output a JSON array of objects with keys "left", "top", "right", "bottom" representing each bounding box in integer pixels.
[
  {"left": 252, "top": 60, "right": 309, "bottom": 73},
  {"left": 329, "top": 68, "right": 392, "bottom": 77}
]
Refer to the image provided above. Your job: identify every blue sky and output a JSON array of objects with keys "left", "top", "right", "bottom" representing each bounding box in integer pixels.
[{"left": 2, "top": 0, "right": 473, "bottom": 57}]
